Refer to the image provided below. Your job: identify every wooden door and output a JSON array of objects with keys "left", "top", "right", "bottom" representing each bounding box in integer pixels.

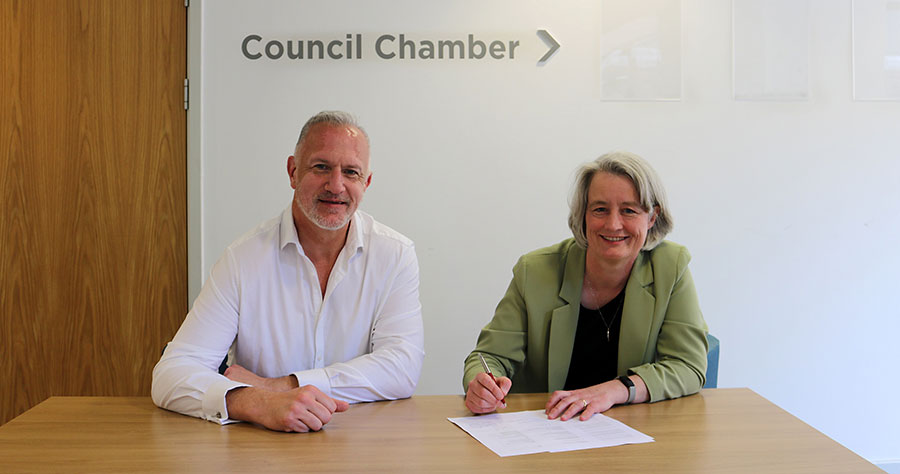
[{"left": 0, "top": 0, "right": 187, "bottom": 424}]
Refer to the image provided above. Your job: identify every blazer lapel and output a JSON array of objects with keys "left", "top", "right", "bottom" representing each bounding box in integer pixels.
[
  {"left": 618, "top": 250, "right": 656, "bottom": 374},
  {"left": 547, "top": 243, "right": 585, "bottom": 392}
]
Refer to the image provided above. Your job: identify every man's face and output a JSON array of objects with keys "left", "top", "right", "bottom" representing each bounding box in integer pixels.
[{"left": 289, "top": 123, "right": 371, "bottom": 231}]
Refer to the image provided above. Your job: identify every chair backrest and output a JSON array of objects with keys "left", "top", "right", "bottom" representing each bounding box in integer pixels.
[{"left": 704, "top": 334, "right": 720, "bottom": 389}]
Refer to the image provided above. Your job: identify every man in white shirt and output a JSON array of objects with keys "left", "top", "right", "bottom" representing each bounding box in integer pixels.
[{"left": 152, "top": 111, "right": 425, "bottom": 432}]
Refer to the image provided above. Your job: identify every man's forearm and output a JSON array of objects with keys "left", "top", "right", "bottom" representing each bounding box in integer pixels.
[
  {"left": 225, "top": 386, "right": 265, "bottom": 423},
  {"left": 223, "top": 364, "right": 299, "bottom": 392}
]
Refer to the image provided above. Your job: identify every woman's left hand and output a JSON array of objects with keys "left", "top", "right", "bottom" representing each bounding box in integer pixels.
[{"left": 545, "top": 378, "right": 639, "bottom": 421}]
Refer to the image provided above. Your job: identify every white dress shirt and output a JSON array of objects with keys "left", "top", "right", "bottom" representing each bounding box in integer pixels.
[{"left": 151, "top": 207, "right": 425, "bottom": 424}]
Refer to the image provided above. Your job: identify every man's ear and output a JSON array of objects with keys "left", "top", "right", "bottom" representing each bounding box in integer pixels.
[
  {"left": 287, "top": 155, "right": 298, "bottom": 188},
  {"left": 364, "top": 171, "right": 372, "bottom": 189}
]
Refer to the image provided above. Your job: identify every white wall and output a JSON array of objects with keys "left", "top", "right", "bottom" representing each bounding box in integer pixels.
[{"left": 191, "top": 0, "right": 900, "bottom": 464}]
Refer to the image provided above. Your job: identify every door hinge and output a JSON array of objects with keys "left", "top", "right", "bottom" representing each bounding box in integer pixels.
[
  {"left": 185, "top": 0, "right": 189, "bottom": 7},
  {"left": 183, "top": 78, "right": 189, "bottom": 111}
]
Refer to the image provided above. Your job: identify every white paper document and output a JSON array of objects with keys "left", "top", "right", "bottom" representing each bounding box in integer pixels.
[{"left": 448, "top": 409, "right": 653, "bottom": 457}]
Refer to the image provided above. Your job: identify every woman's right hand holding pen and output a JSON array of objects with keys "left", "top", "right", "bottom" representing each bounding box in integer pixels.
[{"left": 465, "top": 372, "right": 512, "bottom": 414}]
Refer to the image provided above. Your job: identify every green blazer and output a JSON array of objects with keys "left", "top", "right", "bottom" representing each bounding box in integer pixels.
[{"left": 463, "top": 239, "right": 708, "bottom": 402}]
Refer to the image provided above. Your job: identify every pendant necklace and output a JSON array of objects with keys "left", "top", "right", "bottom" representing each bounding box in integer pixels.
[{"left": 589, "top": 284, "right": 624, "bottom": 342}]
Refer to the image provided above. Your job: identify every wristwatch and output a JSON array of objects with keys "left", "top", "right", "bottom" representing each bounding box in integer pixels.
[{"left": 617, "top": 376, "right": 635, "bottom": 404}]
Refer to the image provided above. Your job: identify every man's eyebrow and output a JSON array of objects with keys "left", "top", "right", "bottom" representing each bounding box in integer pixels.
[{"left": 306, "top": 157, "right": 335, "bottom": 167}]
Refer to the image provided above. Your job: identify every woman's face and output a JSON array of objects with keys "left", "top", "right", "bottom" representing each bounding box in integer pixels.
[{"left": 584, "top": 172, "right": 657, "bottom": 267}]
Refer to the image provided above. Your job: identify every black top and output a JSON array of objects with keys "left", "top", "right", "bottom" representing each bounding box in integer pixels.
[{"left": 564, "top": 290, "right": 625, "bottom": 391}]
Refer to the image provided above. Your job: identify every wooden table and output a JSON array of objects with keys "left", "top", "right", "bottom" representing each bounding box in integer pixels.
[{"left": 0, "top": 388, "right": 878, "bottom": 473}]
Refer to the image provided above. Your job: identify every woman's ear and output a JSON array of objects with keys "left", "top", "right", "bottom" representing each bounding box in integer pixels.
[{"left": 649, "top": 205, "right": 660, "bottom": 228}]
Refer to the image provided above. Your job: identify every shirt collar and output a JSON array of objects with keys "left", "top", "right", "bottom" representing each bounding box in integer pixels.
[
  {"left": 345, "top": 211, "right": 365, "bottom": 255},
  {"left": 279, "top": 206, "right": 300, "bottom": 252},
  {"left": 279, "top": 206, "right": 365, "bottom": 256}
]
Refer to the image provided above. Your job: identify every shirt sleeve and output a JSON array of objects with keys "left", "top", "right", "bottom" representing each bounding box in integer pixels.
[
  {"left": 151, "top": 249, "right": 248, "bottom": 424},
  {"left": 629, "top": 248, "right": 709, "bottom": 402},
  {"left": 292, "top": 244, "right": 425, "bottom": 402}
]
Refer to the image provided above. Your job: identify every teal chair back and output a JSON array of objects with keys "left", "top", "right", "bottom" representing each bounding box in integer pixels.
[{"left": 704, "top": 334, "right": 720, "bottom": 389}]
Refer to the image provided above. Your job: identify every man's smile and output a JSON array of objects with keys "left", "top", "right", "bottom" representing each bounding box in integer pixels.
[{"left": 317, "top": 195, "right": 349, "bottom": 206}]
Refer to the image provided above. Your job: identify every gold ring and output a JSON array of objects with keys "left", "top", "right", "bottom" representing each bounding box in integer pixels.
[{"left": 581, "top": 399, "right": 588, "bottom": 408}]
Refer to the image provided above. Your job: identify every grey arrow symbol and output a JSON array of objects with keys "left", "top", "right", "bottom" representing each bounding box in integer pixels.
[{"left": 537, "top": 29, "right": 560, "bottom": 63}]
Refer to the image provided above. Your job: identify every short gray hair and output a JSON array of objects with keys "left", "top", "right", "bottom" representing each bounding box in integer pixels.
[
  {"left": 567, "top": 151, "right": 673, "bottom": 250},
  {"left": 295, "top": 110, "right": 369, "bottom": 149}
]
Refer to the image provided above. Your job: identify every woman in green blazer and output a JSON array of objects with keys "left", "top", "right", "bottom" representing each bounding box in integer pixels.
[{"left": 463, "top": 152, "right": 708, "bottom": 421}]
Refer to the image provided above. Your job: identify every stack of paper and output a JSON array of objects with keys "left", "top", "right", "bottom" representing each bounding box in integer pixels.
[{"left": 448, "top": 409, "right": 653, "bottom": 457}]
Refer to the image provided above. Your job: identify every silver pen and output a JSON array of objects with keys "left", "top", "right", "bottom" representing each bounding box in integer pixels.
[{"left": 478, "top": 353, "right": 506, "bottom": 404}]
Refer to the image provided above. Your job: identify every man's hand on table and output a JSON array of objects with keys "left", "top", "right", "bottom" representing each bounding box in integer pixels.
[{"left": 224, "top": 365, "right": 349, "bottom": 432}]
